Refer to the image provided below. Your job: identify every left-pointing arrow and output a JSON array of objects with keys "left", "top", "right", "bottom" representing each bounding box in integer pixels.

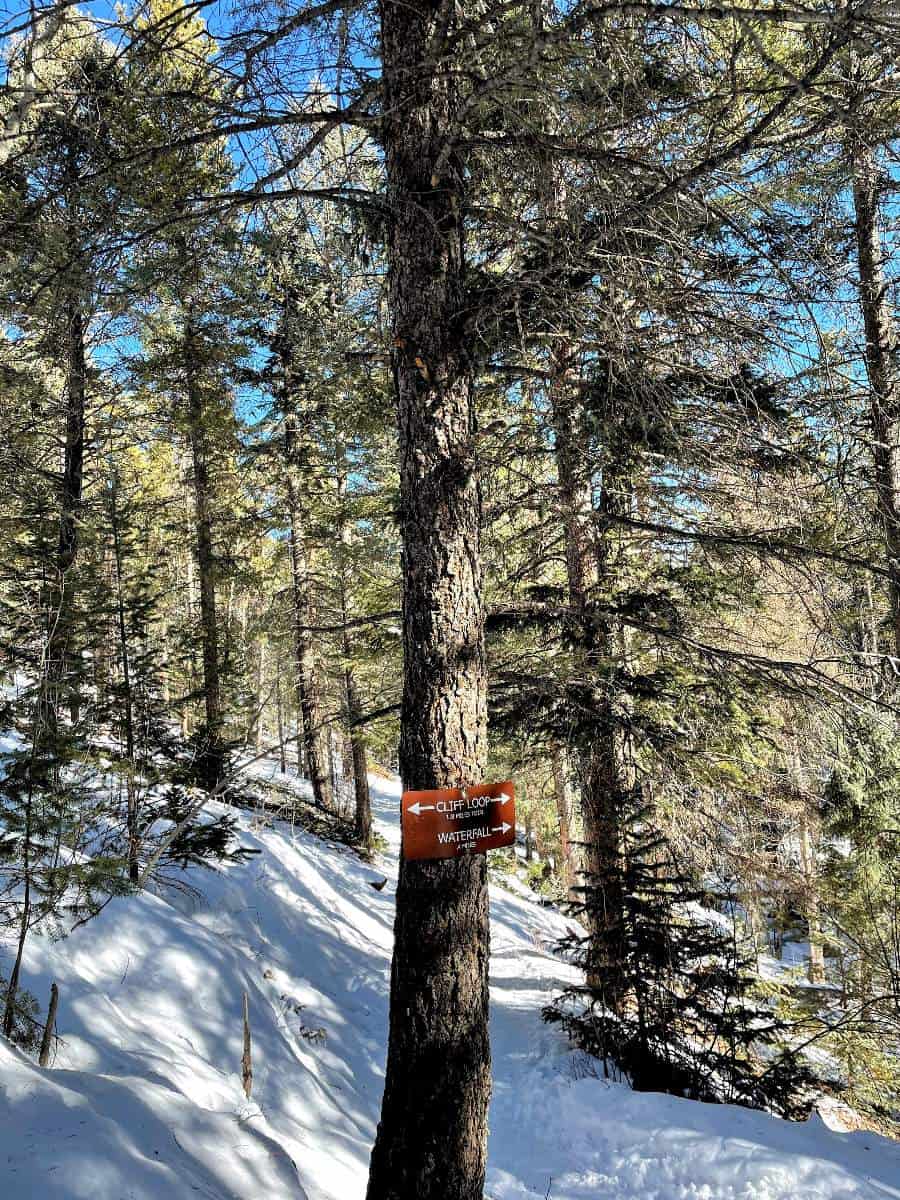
[{"left": 408, "top": 801, "right": 436, "bottom": 817}]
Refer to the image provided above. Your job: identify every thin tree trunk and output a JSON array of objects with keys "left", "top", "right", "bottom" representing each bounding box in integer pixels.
[
  {"left": 285, "top": 472, "right": 332, "bottom": 809},
  {"left": 38, "top": 982, "right": 59, "bottom": 1068},
  {"left": 5, "top": 634, "right": 59, "bottom": 1037},
  {"left": 534, "top": 56, "right": 629, "bottom": 1003},
  {"left": 221, "top": 579, "right": 235, "bottom": 680},
  {"left": 744, "top": 881, "right": 765, "bottom": 964},
  {"left": 47, "top": 296, "right": 87, "bottom": 730},
  {"left": 346, "top": 667, "right": 371, "bottom": 849},
  {"left": 799, "top": 808, "right": 825, "bottom": 985},
  {"left": 3, "top": 753, "right": 35, "bottom": 1040},
  {"left": 278, "top": 326, "right": 332, "bottom": 810},
  {"left": 180, "top": 475, "right": 196, "bottom": 738},
  {"left": 336, "top": 472, "right": 373, "bottom": 851},
  {"left": 2, "top": 857, "right": 30, "bottom": 1041},
  {"left": 241, "top": 990, "right": 253, "bottom": 1099},
  {"left": 549, "top": 354, "right": 628, "bottom": 1010},
  {"left": 850, "top": 136, "right": 900, "bottom": 661},
  {"left": 255, "top": 637, "right": 267, "bottom": 752},
  {"left": 108, "top": 478, "right": 139, "bottom": 884},
  {"left": 328, "top": 727, "right": 339, "bottom": 802},
  {"left": 341, "top": 725, "right": 354, "bottom": 782},
  {"left": 93, "top": 544, "right": 114, "bottom": 719},
  {"left": 366, "top": 0, "right": 490, "bottom": 1192},
  {"left": 552, "top": 747, "right": 577, "bottom": 902},
  {"left": 275, "top": 664, "right": 287, "bottom": 774},
  {"left": 184, "top": 315, "right": 223, "bottom": 790}
]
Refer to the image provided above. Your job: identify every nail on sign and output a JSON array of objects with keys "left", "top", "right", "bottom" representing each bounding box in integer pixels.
[{"left": 401, "top": 781, "right": 516, "bottom": 861}]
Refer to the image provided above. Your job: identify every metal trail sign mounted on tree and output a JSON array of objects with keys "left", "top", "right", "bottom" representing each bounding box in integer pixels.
[{"left": 401, "top": 781, "right": 516, "bottom": 861}]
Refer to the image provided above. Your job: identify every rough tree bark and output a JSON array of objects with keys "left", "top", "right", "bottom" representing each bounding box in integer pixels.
[
  {"left": 184, "top": 313, "right": 224, "bottom": 790},
  {"left": 336, "top": 464, "right": 373, "bottom": 850},
  {"left": 347, "top": 669, "right": 371, "bottom": 848},
  {"left": 850, "top": 135, "right": 900, "bottom": 662},
  {"left": 255, "top": 636, "right": 267, "bottom": 752},
  {"left": 241, "top": 990, "right": 253, "bottom": 1099},
  {"left": 551, "top": 746, "right": 578, "bottom": 902},
  {"left": 2, "top": 716, "right": 38, "bottom": 1039},
  {"left": 279, "top": 317, "right": 333, "bottom": 810},
  {"left": 180, "top": 475, "right": 196, "bottom": 738},
  {"left": 45, "top": 294, "right": 87, "bottom": 733},
  {"left": 38, "top": 981, "right": 60, "bottom": 1068},
  {"left": 108, "top": 476, "right": 139, "bottom": 884},
  {"left": 365, "top": 0, "right": 491, "bottom": 1192},
  {"left": 284, "top": 442, "right": 333, "bottom": 809},
  {"left": 63, "top": 302, "right": 85, "bottom": 529},
  {"left": 275, "top": 663, "right": 287, "bottom": 774},
  {"left": 549, "top": 351, "right": 628, "bottom": 1009},
  {"left": 534, "top": 46, "right": 630, "bottom": 1003},
  {"left": 799, "top": 808, "right": 825, "bottom": 985}
]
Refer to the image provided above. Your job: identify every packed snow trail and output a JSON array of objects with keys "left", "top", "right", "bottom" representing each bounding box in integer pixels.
[{"left": 1, "top": 765, "right": 899, "bottom": 1199}]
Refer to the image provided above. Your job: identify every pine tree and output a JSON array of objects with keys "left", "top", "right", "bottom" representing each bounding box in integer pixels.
[
  {"left": 545, "top": 787, "right": 815, "bottom": 1118},
  {"left": 122, "top": 0, "right": 250, "bottom": 791}
]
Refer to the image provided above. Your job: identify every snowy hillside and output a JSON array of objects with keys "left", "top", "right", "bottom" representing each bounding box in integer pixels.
[{"left": 2, "top": 767, "right": 900, "bottom": 1200}]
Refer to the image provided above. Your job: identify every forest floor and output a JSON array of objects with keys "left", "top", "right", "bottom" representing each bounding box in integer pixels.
[{"left": 2, "top": 759, "right": 900, "bottom": 1199}]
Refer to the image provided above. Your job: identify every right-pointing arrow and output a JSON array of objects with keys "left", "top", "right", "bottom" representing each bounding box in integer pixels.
[{"left": 492, "top": 822, "right": 512, "bottom": 835}]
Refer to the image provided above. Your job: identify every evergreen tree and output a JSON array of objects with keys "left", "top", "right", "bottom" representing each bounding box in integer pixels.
[{"left": 545, "top": 786, "right": 815, "bottom": 1117}]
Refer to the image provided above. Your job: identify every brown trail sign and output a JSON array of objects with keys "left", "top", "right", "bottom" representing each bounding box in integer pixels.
[{"left": 401, "top": 781, "right": 516, "bottom": 861}]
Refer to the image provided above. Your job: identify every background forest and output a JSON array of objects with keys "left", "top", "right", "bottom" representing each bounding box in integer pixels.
[{"left": 1, "top": 0, "right": 900, "bottom": 1175}]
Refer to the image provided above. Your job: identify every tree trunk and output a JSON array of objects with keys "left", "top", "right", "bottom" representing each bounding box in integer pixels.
[
  {"left": 336, "top": 473, "right": 373, "bottom": 851},
  {"left": 552, "top": 747, "right": 578, "bottom": 902},
  {"left": 108, "top": 477, "right": 139, "bottom": 884},
  {"left": 185, "top": 315, "right": 223, "bottom": 790},
  {"left": 241, "top": 990, "right": 253, "bottom": 1100},
  {"left": 38, "top": 982, "right": 59, "bottom": 1068},
  {"left": 46, "top": 296, "right": 87, "bottom": 730},
  {"left": 366, "top": 0, "right": 490, "bottom": 1193},
  {"left": 799, "top": 808, "right": 825, "bottom": 985},
  {"left": 275, "top": 663, "right": 287, "bottom": 774},
  {"left": 3, "top": 748, "right": 35, "bottom": 1039},
  {"left": 284, "top": 470, "right": 332, "bottom": 809},
  {"left": 279, "top": 324, "right": 332, "bottom": 810},
  {"left": 255, "top": 637, "right": 267, "bottom": 752},
  {"left": 92, "top": 544, "right": 114, "bottom": 720},
  {"left": 534, "top": 58, "right": 629, "bottom": 1000},
  {"left": 549, "top": 352, "right": 628, "bottom": 1010},
  {"left": 180, "top": 475, "right": 196, "bottom": 738},
  {"left": 850, "top": 136, "right": 900, "bottom": 661},
  {"left": 346, "top": 666, "right": 371, "bottom": 849}
]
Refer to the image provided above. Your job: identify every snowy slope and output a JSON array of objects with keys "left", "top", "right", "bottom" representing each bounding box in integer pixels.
[{"left": 2, "top": 765, "right": 900, "bottom": 1200}]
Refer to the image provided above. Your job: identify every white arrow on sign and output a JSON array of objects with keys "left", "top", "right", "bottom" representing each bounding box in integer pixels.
[
  {"left": 407, "top": 801, "right": 436, "bottom": 817},
  {"left": 496, "top": 790, "right": 513, "bottom": 806},
  {"left": 492, "top": 822, "right": 512, "bottom": 835}
]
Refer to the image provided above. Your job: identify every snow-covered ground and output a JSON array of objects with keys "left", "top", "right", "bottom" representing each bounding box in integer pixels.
[{"left": 2, "top": 762, "right": 900, "bottom": 1200}]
